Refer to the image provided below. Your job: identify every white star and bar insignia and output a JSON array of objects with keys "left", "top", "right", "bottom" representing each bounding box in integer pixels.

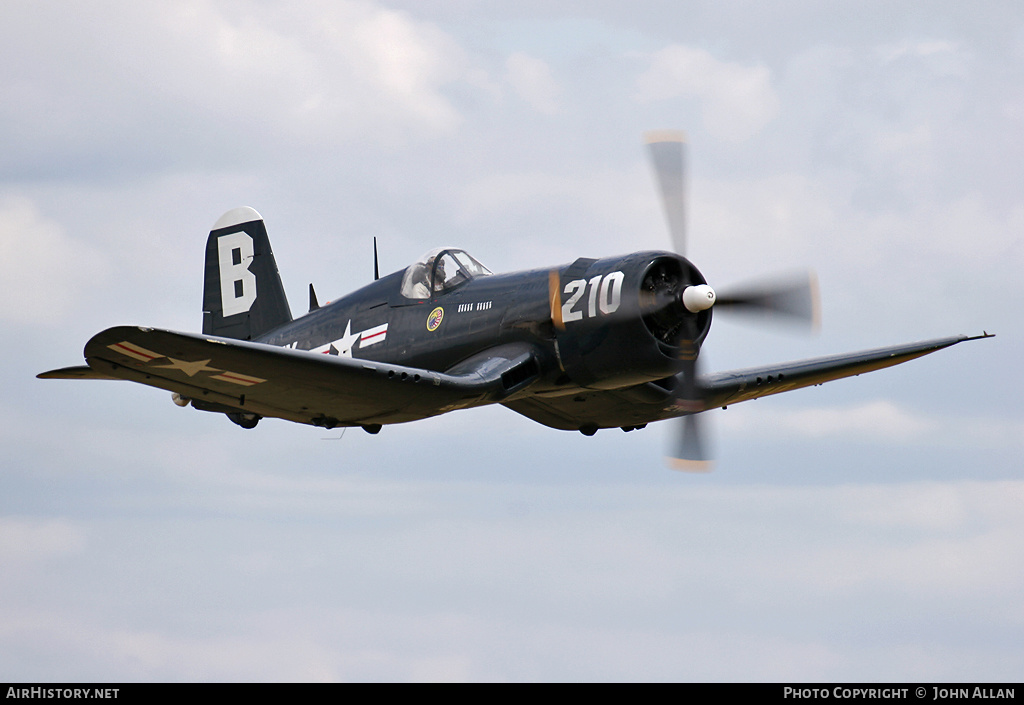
[{"left": 310, "top": 320, "right": 389, "bottom": 357}]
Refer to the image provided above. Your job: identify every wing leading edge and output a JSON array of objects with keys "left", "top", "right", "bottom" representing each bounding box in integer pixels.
[
  {"left": 42, "top": 327, "right": 990, "bottom": 433},
  {"left": 696, "top": 333, "right": 993, "bottom": 411},
  {"left": 502, "top": 334, "right": 992, "bottom": 433},
  {"left": 62, "top": 326, "right": 540, "bottom": 428}
]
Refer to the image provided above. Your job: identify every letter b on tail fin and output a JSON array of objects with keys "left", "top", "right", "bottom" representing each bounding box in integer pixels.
[
  {"left": 217, "top": 230, "right": 257, "bottom": 316},
  {"left": 202, "top": 207, "right": 293, "bottom": 341}
]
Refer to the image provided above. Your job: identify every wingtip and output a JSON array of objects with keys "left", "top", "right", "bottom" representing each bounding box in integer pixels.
[
  {"left": 964, "top": 331, "right": 995, "bottom": 341},
  {"left": 37, "top": 365, "right": 118, "bottom": 380}
]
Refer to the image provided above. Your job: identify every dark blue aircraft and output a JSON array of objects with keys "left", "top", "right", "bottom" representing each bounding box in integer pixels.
[{"left": 40, "top": 133, "right": 990, "bottom": 468}]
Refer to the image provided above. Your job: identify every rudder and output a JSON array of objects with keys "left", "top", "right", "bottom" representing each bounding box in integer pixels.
[{"left": 202, "top": 207, "right": 292, "bottom": 340}]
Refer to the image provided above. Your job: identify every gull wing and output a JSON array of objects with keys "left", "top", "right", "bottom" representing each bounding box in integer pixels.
[
  {"left": 503, "top": 334, "right": 991, "bottom": 432},
  {"left": 697, "top": 334, "right": 992, "bottom": 410},
  {"left": 45, "top": 326, "right": 539, "bottom": 427}
]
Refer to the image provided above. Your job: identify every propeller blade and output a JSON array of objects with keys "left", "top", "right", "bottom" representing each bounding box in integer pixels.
[
  {"left": 669, "top": 415, "right": 713, "bottom": 471},
  {"left": 548, "top": 269, "right": 564, "bottom": 330},
  {"left": 665, "top": 356, "right": 714, "bottom": 471},
  {"left": 640, "top": 130, "right": 818, "bottom": 469},
  {"left": 645, "top": 130, "right": 688, "bottom": 256},
  {"left": 716, "top": 271, "right": 821, "bottom": 329}
]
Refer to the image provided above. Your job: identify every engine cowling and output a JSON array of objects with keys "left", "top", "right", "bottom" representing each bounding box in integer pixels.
[{"left": 551, "top": 251, "right": 712, "bottom": 389}]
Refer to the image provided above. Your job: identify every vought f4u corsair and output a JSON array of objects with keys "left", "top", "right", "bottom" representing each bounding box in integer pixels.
[{"left": 39, "top": 133, "right": 991, "bottom": 467}]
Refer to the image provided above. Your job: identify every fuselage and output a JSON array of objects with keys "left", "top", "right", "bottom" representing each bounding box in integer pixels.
[{"left": 257, "top": 249, "right": 712, "bottom": 400}]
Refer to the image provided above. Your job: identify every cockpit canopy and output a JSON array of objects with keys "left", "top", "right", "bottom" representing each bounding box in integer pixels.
[{"left": 400, "top": 248, "right": 492, "bottom": 299}]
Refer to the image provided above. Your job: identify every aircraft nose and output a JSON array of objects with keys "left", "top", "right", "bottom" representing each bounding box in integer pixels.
[{"left": 682, "top": 284, "right": 716, "bottom": 313}]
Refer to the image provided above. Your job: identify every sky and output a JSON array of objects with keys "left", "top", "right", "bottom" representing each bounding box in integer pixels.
[{"left": 2, "top": 0, "right": 1022, "bottom": 682}]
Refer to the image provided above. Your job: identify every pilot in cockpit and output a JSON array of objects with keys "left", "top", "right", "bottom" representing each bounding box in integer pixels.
[
  {"left": 405, "top": 256, "right": 434, "bottom": 299},
  {"left": 400, "top": 248, "right": 492, "bottom": 300},
  {"left": 433, "top": 256, "right": 447, "bottom": 292}
]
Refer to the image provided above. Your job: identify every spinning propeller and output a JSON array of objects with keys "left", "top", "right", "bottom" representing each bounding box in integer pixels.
[
  {"left": 546, "top": 131, "right": 819, "bottom": 468},
  {"left": 645, "top": 131, "right": 819, "bottom": 469}
]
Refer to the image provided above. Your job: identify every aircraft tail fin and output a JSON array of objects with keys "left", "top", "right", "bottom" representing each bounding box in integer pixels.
[{"left": 202, "top": 207, "right": 293, "bottom": 341}]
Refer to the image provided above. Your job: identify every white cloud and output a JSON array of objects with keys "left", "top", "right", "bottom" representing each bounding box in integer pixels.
[
  {"left": 1, "top": 2, "right": 1022, "bottom": 684},
  {"left": 690, "top": 171, "right": 840, "bottom": 271},
  {"left": 875, "top": 39, "right": 967, "bottom": 77},
  {"left": 788, "top": 482, "right": 1024, "bottom": 598},
  {"left": 321, "top": 2, "right": 468, "bottom": 132},
  {"left": 768, "top": 400, "right": 935, "bottom": 441},
  {"left": 452, "top": 165, "right": 664, "bottom": 268},
  {"left": 505, "top": 52, "right": 562, "bottom": 115},
  {"left": 0, "top": 0, "right": 479, "bottom": 169},
  {"left": 680, "top": 159, "right": 1022, "bottom": 334},
  {"left": 2, "top": 480, "right": 1022, "bottom": 680},
  {"left": 0, "top": 196, "right": 109, "bottom": 325},
  {"left": 0, "top": 518, "right": 85, "bottom": 563},
  {"left": 636, "top": 45, "right": 780, "bottom": 142},
  {"left": 721, "top": 399, "right": 1024, "bottom": 450}
]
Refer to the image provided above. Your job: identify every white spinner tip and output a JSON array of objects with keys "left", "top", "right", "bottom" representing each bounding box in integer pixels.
[{"left": 682, "top": 284, "right": 716, "bottom": 313}]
